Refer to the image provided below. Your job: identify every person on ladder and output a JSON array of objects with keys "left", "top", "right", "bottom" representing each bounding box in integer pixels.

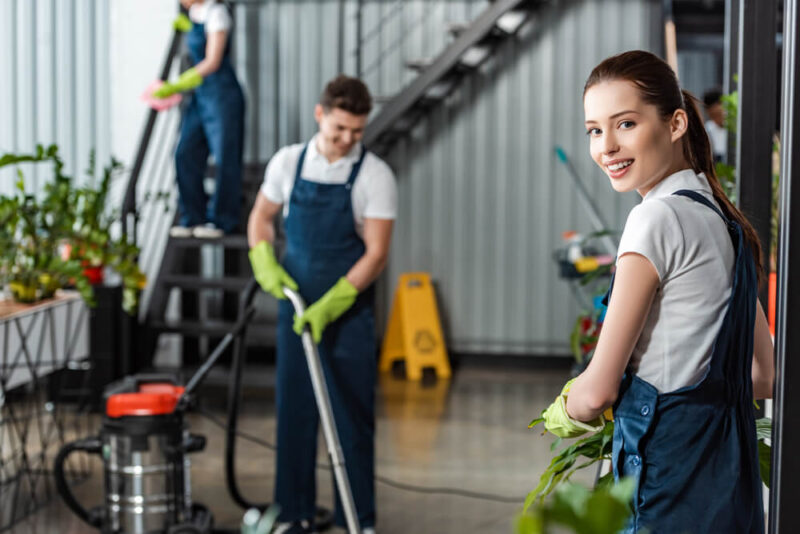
[
  {"left": 247, "top": 75, "right": 397, "bottom": 534},
  {"left": 153, "top": 0, "right": 245, "bottom": 239}
]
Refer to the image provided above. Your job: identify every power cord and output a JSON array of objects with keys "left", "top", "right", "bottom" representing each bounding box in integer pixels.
[{"left": 195, "top": 408, "right": 525, "bottom": 505}]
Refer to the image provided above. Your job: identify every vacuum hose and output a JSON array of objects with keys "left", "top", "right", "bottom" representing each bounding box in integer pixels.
[
  {"left": 53, "top": 437, "right": 104, "bottom": 528},
  {"left": 224, "top": 279, "right": 334, "bottom": 531},
  {"left": 225, "top": 278, "right": 262, "bottom": 511}
]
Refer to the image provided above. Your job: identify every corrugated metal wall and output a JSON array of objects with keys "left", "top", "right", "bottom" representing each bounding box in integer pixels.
[
  {"left": 0, "top": 0, "right": 112, "bottom": 194},
  {"left": 233, "top": 0, "right": 662, "bottom": 355}
]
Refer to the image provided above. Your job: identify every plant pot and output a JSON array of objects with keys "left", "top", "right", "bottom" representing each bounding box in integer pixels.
[
  {"left": 768, "top": 271, "right": 776, "bottom": 337},
  {"left": 38, "top": 273, "right": 61, "bottom": 299},
  {"left": 9, "top": 280, "right": 38, "bottom": 303}
]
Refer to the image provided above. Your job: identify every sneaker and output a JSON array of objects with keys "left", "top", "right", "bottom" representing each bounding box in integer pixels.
[
  {"left": 169, "top": 225, "right": 194, "bottom": 238},
  {"left": 192, "top": 224, "right": 224, "bottom": 239}
]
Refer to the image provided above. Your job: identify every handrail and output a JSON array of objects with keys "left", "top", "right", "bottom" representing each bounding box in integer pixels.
[{"left": 121, "top": 17, "right": 185, "bottom": 238}]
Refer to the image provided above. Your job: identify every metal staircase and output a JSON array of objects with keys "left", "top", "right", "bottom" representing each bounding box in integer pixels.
[
  {"left": 364, "top": 0, "right": 541, "bottom": 155},
  {"left": 127, "top": 0, "right": 549, "bottom": 369}
]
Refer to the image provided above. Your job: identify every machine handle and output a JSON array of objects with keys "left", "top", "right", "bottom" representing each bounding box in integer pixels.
[{"left": 54, "top": 437, "right": 104, "bottom": 528}]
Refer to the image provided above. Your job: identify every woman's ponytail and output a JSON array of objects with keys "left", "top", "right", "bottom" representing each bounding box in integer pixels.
[{"left": 681, "top": 89, "right": 764, "bottom": 284}]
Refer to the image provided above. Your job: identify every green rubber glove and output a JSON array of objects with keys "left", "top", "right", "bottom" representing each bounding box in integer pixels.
[
  {"left": 248, "top": 241, "right": 298, "bottom": 300},
  {"left": 173, "top": 13, "right": 193, "bottom": 32},
  {"left": 293, "top": 277, "right": 358, "bottom": 343},
  {"left": 541, "top": 378, "right": 605, "bottom": 438},
  {"left": 152, "top": 67, "right": 203, "bottom": 99}
]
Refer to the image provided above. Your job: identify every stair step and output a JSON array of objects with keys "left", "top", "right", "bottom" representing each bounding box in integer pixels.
[
  {"left": 405, "top": 58, "right": 435, "bottom": 71},
  {"left": 161, "top": 275, "right": 252, "bottom": 291},
  {"left": 169, "top": 234, "right": 249, "bottom": 249},
  {"left": 458, "top": 45, "right": 492, "bottom": 68},
  {"left": 446, "top": 22, "right": 470, "bottom": 37},
  {"left": 495, "top": 9, "right": 530, "bottom": 34}
]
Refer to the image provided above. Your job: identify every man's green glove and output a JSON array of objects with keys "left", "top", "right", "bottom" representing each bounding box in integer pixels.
[
  {"left": 173, "top": 13, "right": 193, "bottom": 32},
  {"left": 248, "top": 241, "right": 298, "bottom": 300},
  {"left": 541, "top": 378, "right": 605, "bottom": 438},
  {"left": 152, "top": 68, "right": 203, "bottom": 99},
  {"left": 293, "top": 277, "right": 358, "bottom": 343}
]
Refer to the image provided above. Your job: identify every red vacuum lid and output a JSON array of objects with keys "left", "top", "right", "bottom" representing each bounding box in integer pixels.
[{"left": 106, "top": 383, "right": 186, "bottom": 417}]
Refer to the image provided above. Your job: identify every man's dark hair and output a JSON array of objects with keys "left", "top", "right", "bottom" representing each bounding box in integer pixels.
[
  {"left": 703, "top": 89, "right": 723, "bottom": 108},
  {"left": 319, "top": 75, "right": 372, "bottom": 115}
]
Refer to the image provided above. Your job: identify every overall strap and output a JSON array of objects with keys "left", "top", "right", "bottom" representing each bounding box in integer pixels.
[
  {"left": 672, "top": 189, "right": 729, "bottom": 224},
  {"left": 294, "top": 144, "right": 309, "bottom": 183},
  {"left": 346, "top": 145, "right": 368, "bottom": 187}
]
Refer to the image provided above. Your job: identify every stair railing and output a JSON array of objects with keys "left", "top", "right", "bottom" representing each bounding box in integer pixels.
[
  {"left": 121, "top": 10, "right": 185, "bottom": 242},
  {"left": 354, "top": 1, "right": 472, "bottom": 90}
]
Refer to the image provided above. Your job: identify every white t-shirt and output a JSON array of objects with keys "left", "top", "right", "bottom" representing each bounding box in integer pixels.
[
  {"left": 189, "top": 1, "right": 232, "bottom": 33},
  {"left": 616, "top": 169, "right": 735, "bottom": 393},
  {"left": 260, "top": 135, "right": 398, "bottom": 236},
  {"left": 705, "top": 119, "right": 727, "bottom": 161}
]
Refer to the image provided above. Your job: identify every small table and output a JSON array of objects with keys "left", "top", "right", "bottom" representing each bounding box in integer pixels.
[{"left": 0, "top": 291, "right": 91, "bottom": 531}]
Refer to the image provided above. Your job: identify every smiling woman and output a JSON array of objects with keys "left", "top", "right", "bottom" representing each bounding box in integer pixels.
[
  {"left": 583, "top": 80, "right": 690, "bottom": 196},
  {"left": 539, "top": 50, "right": 775, "bottom": 534}
]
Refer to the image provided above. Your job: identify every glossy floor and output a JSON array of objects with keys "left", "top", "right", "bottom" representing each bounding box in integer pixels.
[{"left": 8, "top": 360, "right": 586, "bottom": 534}]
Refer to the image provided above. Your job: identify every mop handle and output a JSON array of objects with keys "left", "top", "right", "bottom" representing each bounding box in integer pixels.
[
  {"left": 283, "top": 287, "right": 362, "bottom": 534},
  {"left": 555, "top": 146, "right": 619, "bottom": 255}
]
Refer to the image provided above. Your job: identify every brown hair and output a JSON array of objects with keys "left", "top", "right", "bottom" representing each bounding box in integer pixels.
[
  {"left": 319, "top": 75, "right": 373, "bottom": 116},
  {"left": 584, "top": 50, "right": 763, "bottom": 283}
]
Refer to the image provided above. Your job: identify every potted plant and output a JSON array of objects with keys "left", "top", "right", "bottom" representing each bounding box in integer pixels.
[{"left": 0, "top": 145, "right": 146, "bottom": 314}]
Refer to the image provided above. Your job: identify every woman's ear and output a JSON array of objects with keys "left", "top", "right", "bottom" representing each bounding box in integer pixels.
[{"left": 670, "top": 109, "right": 689, "bottom": 143}]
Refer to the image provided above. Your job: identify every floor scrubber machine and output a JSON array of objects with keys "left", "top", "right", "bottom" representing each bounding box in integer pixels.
[{"left": 54, "top": 282, "right": 362, "bottom": 534}]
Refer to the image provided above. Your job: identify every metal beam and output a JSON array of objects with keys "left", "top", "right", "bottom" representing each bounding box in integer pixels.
[
  {"left": 736, "top": 0, "right": 777, "bottom": 308},
  {"left": 724, "top": 0, "right": 739, "bottom": 166},
  {"left": 769, "top": 0, "right": 800, "bottom": 530}
]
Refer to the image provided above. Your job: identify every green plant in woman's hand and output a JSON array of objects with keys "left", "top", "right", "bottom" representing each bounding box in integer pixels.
[
  {"left": 525, "top": 422, "right": 614, "bottom": 508},
  {"left": 517, "top": 477, "right": 635, "bottom": 534}
]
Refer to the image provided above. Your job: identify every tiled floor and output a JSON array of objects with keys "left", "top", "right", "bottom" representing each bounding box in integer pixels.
[{"left": 8, "top": 359, "right": 587, "bottom": 534}]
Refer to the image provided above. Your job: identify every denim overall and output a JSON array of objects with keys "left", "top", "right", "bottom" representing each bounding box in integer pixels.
[
  {"left": 274, "top": 144, "right": 376, "bottom": 529},
  {"left": 609, "top": 190, "right": 763, "bottom": 533},
  {"left": 175, "top": 6, "right": 244, "bottom": 232}
]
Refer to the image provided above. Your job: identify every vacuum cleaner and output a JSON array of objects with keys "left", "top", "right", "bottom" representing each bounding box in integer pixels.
[{"left": 54, "top": 282, "right": 361, "bottom": 534}]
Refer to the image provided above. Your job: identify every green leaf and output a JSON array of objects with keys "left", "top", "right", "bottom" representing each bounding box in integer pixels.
[
  {"left": 529, "top": 415, "right": 545, "bottom": 428},
  {"left": 758, "top": 440, "right": 771, "bottom": 488},
  {"left": 570, "top": 315, "right": 585, "bottom": 363}
]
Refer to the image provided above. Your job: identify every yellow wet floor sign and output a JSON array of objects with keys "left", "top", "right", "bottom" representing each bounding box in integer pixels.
[{"left": 379, "top": 272, "right": 451, "bottom": 380}]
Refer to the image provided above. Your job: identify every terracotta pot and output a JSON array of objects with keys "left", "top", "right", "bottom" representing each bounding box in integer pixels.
[{"left": 768, "top": 271, "right": 776, "bottom": 337}]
